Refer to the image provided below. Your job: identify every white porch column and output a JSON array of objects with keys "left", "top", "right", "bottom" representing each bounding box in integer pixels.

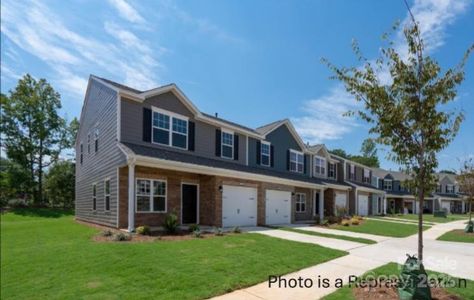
[
  {"left": 128, "top": 162, "right": 135, "bottom": 232},
  {"left": 319, "top": 189, "right": 324, "bottom": 223},
  {"left": 383, "top": 196, "right": 387, "bottom": 215}
]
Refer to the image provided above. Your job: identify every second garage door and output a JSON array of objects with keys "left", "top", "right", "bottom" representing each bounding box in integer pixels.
[
  {"left": 358, "top": 195, "right": 369, "bottom": 216},
  {"left": 265, "top": 190, "right": 291, "bottom": 225},
  {"left": 222, "top": 185, "right": 258, "bottom": 227},
  {"left": 335, "top": 192, "right": 347, "bottom": 215}
]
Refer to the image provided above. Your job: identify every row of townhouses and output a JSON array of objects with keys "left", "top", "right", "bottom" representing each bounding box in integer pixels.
[{"left": 75, "top": 76, "right": 470, "bottom": 231}]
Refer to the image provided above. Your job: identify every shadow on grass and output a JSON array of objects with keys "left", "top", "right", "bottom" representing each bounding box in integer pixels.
[{"left": 7, "top": 208, "right": 74, "bottom": 218}]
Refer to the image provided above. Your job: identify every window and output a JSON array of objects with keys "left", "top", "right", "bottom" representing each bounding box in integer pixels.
[
  {"left": 446, "top": 184, "right": 454, "bottom": 194},
  {"left": 152, "top": 109, "right": 188, "bottom": 149},
  {"left": 92, "top": 183, "right": 97, "bottom": 210},
  {"left": 104, "top": 179, "right": 110, "bottom": 211},
  {"left": 436, "top": 184, "right": 442, "bottom": 193},
  {"left": 87, "top": 133, "right": 91, "bottom": 154},
  {"left": 295, "top": 193, "right": 306, "bottom": 212},
  {"left": 328, "top": 163, "right": 336, "bottom": 179},
  {"left": 314, "top": 156, "right": 326, "bottom": 176},
  {"left": 80, "top": 143, "right": 83, "bottom": 164},
  {"left": 349, "top": 164, "right": 355, "bottom": 180},
  {"left": 94, "top": 128, "right": 99, "bottom": 152},
  {"left": 384, "top": 179, "right": 392, "bottom": 191},
  {"left": 136, "top": 179, "right": 167, "bottom": 212},
  {"left": 260, "top": 142, "right": 270, "bottom": 166},
  {"left": 221, "top": 131, "right": 234, "bottom": 159},
  {"left": 363, "top": 169, "right": 370, "bottom": 183},
  {"left": 290, "top": 150, "right": 304, "bottom": 173}
]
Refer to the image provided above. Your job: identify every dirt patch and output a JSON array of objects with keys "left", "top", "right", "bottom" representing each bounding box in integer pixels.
[{"left": 352, "top": 280, "right": 462, "bottom": 300}]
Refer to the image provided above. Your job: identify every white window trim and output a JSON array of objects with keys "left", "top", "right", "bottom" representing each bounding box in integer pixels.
[
  {"left": 384, "top": 179, "right": 393, "bottom": 191},
  {"left": 313, "top": 155, "right": 326, "bottom": 176},
  {"left": 260, "top": 141, "right": 271, "bottom": 167},
  {"left": 446, "top": 184, "right": 454, "bottom": 193},
  {"left": 221, "top": 129, "right": 234, "bottom": 160},
  {"left": 87, "top": 133, "right": 91, "bottom": 154},
  {"left": 104, "top": 178, "right": 111, "bottom": 211},
  {"left": 290, "top": 149, "right": 304, "bottom": 173},
  {"left": 135, "top": 178, "right": 168, "bottom": 213},
  {"left": 92, "top": 183, "right": 97, "bottom": 211},
  {"left": 295, "top": 193, "right": 306, "bottom": 213},
  {"left": 151, "top": 107, "right": 189, "bottom": 150},
  {"left": 363, "top": 168, "right": 370, "bottom": 183},
  {"left": 328, "top": 162, "right": 336, "bottom": 179},
  {"left": 349, "top": 164, "right": 355, "bottom": 180}
]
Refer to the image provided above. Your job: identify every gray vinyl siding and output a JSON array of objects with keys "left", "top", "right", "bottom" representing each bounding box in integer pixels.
[
  {"left": 75, "top": 80, "right": 126, "bottom": 227},
  {"left": 120, "top": 94, "right": 247, "bottom": 165},
  {"left": 248, "top": 125, "right": 307, "bottom": 175}
]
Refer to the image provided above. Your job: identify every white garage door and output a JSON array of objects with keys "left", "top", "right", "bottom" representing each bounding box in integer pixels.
[
  {"left": 265, "top": 190, "right": 291, "bottom": 225},
  {"left": 358, "top": 195, "right": 369, "bottom": 216},
  {"left": 441, "top": 201, "right": 451, "bottom": 213},
  {"left": 335, "top": 193, "right": 347, "bottom": 216},
  {"left": 222, "top": 185, "right": 257, "bottom": 227}
]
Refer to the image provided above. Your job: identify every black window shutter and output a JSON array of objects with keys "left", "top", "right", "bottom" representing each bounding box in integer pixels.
[
  {"left": 270, "top": 145, "right": 274, "bottom": 167},
  {"left": 233, "top": 134, "right": 239, "bottom": 160},
  {"left": 143, "top": 108, "right": 152, "bottom": 142},
  {"left": 188, "top": 121, "right": 195, "bottom": 151},
  {"left": 286, "top": 149, "right": 290, "bottom": 170},
  {"left": 215, "top": 129, "right": 221, "bottom": 157},
  {"left": 256, "top": 141, "right": 261, "bottom": 165},
  {"left": 304, "top": 155, "right": 308, "bottom": 174}
]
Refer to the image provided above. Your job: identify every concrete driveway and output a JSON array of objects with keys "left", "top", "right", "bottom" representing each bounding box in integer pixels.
[{"left": 213, "top": 219, "right": 473, "bottom": 300}]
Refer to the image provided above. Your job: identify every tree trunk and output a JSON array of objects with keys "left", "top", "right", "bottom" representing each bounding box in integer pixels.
[
  {"left": 38, "top": 141, "right": 43, "bottom": 205},
  {"left": 418, "top": 187, "right": 424, "bottom": 262},
  {"left": 470, "top": 197, "right": 472, "bottom": 223}
]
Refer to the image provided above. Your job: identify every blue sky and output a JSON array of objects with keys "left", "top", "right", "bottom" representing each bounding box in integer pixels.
[{"left": 1, "top": 0, "right": 473, "bottom": 171}]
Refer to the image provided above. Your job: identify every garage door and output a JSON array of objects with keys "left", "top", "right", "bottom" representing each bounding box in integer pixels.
[
  {"left": 222, "top": 185, "right": 257, "bottom": 227},
  {"left": 265, "top": 190, "right": 291, "bottom": 225},
  {"left": 335, "top": 193, "right": 347, "bottom": 215},
  {"left": 358, "top": 195, "right": 369, "bottom": 216},
  {"left": 441, "top": 201, "right": 451, "bottom": 213}
]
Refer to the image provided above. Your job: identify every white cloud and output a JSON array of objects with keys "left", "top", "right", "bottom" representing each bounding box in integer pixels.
[
  {"left": 1, "top": 0, "right": 162, "bottom": 98},
  {"left": 107, "top": 0, "right": 145, "bottom": 24},
  {"left": 295, "top": 0, "right": 470, "bottom": 144}
]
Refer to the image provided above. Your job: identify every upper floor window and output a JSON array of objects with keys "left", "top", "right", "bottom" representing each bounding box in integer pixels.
[
  {"left": 363, "top": 168, "right": 370, "bottom": 183},
  {"left": 136, "top": 179, "right": 167, "bottom": 212},
  {"left": 221, "top": 130, "right": 234, "bottom": 159},
  {"left": 372, "top": 176, "right": 379, "bottom": 188},
  {"left": 295, "top": 193, "right": 306, "bottom": 212},
  {"left": 94, "top": 128, "right": 99, "bottom": 152},
  {"left": 446, "top": 184, "right": 454, "bottom": 194},
  {"left": 314, "top": 156, "right": 326, "bottom": 176},
  {"left": 104, "top": 179, "right": 110, "bottom": 211},
  {"left": 152, "top": 109, "right": 188, "bottom": 150},
  {"left": 260, "top": 141, "right": 271, "bottom": 166},
  {"left": 384, "top": 179, "right": 392, "bottom": 191},
  {"left": 290, "top": 149, "right": 304, "bottom": 173},
  {"left": 328, "top": 163, "right": 336, "bottom": 179},
  {"left": 80, "top": 143, "right": 83, "bottom": 164},
  {"left": 349, "top": 164, "right": 355, "bottom": 180},
  {"left": 436, "top": 184, "right": 442, "bottom": 193}
]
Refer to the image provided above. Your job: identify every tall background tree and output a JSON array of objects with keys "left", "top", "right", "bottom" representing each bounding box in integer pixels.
[
  {"left": 330, "top": 138, "right": 380, "bottom": 168},
  {"left": 1, "top": 74, "right": 75, "bottom": 205},
  {"left": 324, "top": 14, "right": 473, "bottom": 268},
  {"left": 458, "top": 159, "right": 474, "bottom": 230}
]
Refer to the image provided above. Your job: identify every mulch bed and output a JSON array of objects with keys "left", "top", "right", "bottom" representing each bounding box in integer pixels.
[{"left": 352, "top": 280, "right": 462, "bottom": 300}]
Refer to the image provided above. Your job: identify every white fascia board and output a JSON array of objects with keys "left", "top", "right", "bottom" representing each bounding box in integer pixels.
[
  {"left": 323, "top": 183, "right": 352, "bottom": 191},
  {"left": 351, "top": 184, "right": 383, "bottom": 194},
  {"left": 133, "top": 154, "right": 326, "bottom": 190},
  {"left": 386, "top": 194, "right": 415, "bottom": 199}
]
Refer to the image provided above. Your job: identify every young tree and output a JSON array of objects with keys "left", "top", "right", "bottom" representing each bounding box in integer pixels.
[
  {"left": 323, "top": 21, "right": 473, "bottom": 265},
  {"left": 458, "top": 159, "right": 474, "bottom": 228},
  {"left": 1, "top": 74, "right": 68, "bottom": 204},
  {"left": 44, "top": 160, "right": 75, "bottom": 209}
]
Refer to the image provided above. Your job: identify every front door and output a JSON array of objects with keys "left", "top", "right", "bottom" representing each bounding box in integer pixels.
[
  {"left": 314, "top": 192, "right": 320, "bottom": 216},
  {"left": 182, "top": 184, "right": 198, "bottom": 224}
]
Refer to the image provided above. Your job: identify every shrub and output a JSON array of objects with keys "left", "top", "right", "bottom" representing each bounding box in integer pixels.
[
  {"left": 320, "top": 219, "right": 329, "bottom": 226},
  {"left": 214, "top": 227, "right": 224, "bottom": 236},
  {"left": 136, "top": 225, "right": 150, "bottom": 235},
  {"left": 113, "top": 232, "right": 131, "bottom": 241},
  {"left": 188, "top": 224, "right": 200, "bottom": 233},
  {"left": 351, "top": 218, "right": 360, "bottom": 225},
  {"left": 193, "top": 230, "right": 202, "bottom": 238},
  {"left": 101, "top": 229, "right": 113, "bottom": 237},
  {"left": 163, "top": 213, "right": 178, "bottom": 234},
  {"left": 357, "top": 215, "right": 364, "bottom": 220},
  {"left": 232, "top": 226, "right": 241, "bottom": 233},
  {"left": 340, "top": 220, "right": 350, "bottom": 226},
  {"left": 327, "top": 216, "right": 342, "bottom": 224}
]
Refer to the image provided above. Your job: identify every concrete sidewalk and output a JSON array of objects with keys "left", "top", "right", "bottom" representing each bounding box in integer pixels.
[
  {"left": 213, "top": 219, "right": 473, "bottom": 300},
  {"left": 295, "top": 225, "right": 390, "bottom": 242}
]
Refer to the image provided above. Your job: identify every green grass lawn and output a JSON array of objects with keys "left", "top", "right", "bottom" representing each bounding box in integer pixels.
[
  {"left": 384, "top": 213, "right": 469, "bottom": 224},
  {"left": 280, "top": 227, "right": 377, "bottom": 244},
  {"left": 437, "top": 229, "right": 474, "bottom": 243},
  {"left": 330, "top": 219, "right": 430, "bottom": 237},
  {"left": 0, "top": 209, "right": 347, "bottom": 300},
  {"left": 323, "top": 263, "right": 474, "bottom": 300}
]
